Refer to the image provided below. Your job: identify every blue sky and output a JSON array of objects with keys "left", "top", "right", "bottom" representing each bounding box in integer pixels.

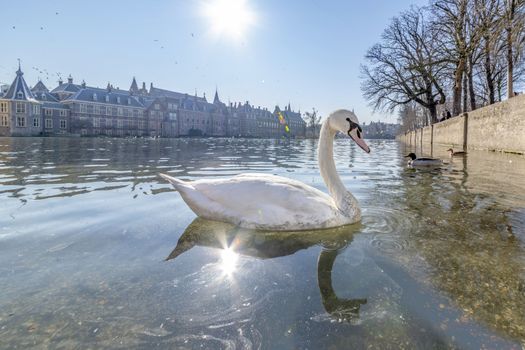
[{"left": 0, "top": 0, "right": 427, "bottom": 123}]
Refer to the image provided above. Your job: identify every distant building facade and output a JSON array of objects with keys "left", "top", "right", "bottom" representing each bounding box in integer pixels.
[
  {"left": 362, "top": 121, "right": 399, "bottom": 139},
  {"left": 0, "top": 64, "right": 306, "bottom": 138}
]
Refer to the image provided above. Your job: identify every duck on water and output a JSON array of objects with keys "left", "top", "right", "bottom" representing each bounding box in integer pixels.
[
  {"left": 160, "top": 109, "right": 370, "bottom": 231},
  {"left": 405, "top": 153, "right": 443, "bottom": 167},
  {"left": 447, "top": 148, "right": 467, "bottom": 157}
]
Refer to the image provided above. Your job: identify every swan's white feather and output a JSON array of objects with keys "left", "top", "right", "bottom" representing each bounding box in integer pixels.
[
  {"left": 161, "top": 173, "right": 354, "bottom": 230},
  {"left": 160, "top": 110, "right": 366, "bottom": 231}
]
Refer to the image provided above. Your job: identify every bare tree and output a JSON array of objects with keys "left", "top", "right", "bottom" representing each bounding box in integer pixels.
[
  {"left": 304, "top": 108, "right": 321, "bottom": 138},
  {"left": 502, "top": 0, "right": 525, "bottom": 97},
  {"left": 474, "top": 0, "right": 504, "bottom": 104},
  {"left": 432, "top": 0, "right": 487, "bottom": 115},
  {"left": 361, "top": 7, "right": 447, "bottom": 124},
  {"left": 397, "top": 101, "right": 430, "bottom": 133}
]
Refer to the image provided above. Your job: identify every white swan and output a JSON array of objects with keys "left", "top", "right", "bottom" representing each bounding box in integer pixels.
[{"left": 160, "top": 109, "right": 370, "bottom": 231}]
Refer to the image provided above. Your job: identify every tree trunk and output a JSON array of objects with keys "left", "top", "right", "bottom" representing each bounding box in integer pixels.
[
  {"left": 507, "top": 26, "right": 514, "bottom": 98},
  {"left": 453, "top": 58, "right": 465, "bottom": 116},
  {"left": 506, "top": 0, "right": 515, "bottom": 99},
  {"left": 463, "top": 71, "right": 469, "bottom": 112},
  {"left": 428, "top": 104, "right": 438, "bottom": 124},
  {"left": 468, "top": 56, "right": 476, "bottom": 110},
  {"left": 484, "top": 36, "right": 495, "bottom": 104}
]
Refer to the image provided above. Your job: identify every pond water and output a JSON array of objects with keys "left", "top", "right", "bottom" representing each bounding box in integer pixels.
[{"left": 0, "top": 137, "right": 524, "bottom": 349}]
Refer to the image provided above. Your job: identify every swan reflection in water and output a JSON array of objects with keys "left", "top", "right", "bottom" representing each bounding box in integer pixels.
[{"left": 166, "top": 218, "right": 367, "bottom": 322}]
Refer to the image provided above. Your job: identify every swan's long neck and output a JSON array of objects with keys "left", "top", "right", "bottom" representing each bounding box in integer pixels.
[{"left": 318, "top": 119, "right": 358, "bottom": 213}]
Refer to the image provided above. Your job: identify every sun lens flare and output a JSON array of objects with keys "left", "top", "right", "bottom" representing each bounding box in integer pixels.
[
  {"left": 202, "top": 0, "right": 256, "bottom": 41},
  {"left": 220, "top": 247, "right": 239, "bottom": 276}
]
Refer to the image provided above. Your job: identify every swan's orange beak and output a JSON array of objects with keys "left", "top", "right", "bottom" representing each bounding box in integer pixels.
[{"left": 348, "top": 127, "right": 370, "bottom": 153}]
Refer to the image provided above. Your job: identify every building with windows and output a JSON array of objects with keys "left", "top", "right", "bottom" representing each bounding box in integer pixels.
[
  {"left": 0, "top": 64, "right": 42, "bottom": 136},
  {"left": 0, "top": 64, "right": 306, "bottom": 138},
  {"left": 32, "top": 80, "right": 70, "bottom": 135}
]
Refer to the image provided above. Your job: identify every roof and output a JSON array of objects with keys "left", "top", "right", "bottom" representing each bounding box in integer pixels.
[
  {"left": 140, "top": 97, "right": 157, "bottom": 109},
  {"left": 51, "top": 83, "right": 81, "bottom": 94},
  {"left": 34, "top": 91, "right": 69, "bottom": 109},
  {"left": 32, "top": 80, "right": 49, "bottom": 93},
  {"left": 283, "top": 110, "right": 305, "bottom": 123},
  {"left": 64, "top": 87, "right": 145, "bottom": 108},
  {"left": 3, "top": 65, "right": 38, "bottom": 102},
  {"left": 149, "top": 86, "right": 207, "bottom": 102}
]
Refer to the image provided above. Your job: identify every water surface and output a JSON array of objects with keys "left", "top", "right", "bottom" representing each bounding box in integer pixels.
[{"left": 1, "top": 137, "right": 524, "bottom": 349}]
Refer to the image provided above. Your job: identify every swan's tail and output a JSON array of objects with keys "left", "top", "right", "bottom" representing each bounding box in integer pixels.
[{"left": 159, "top": 173, "right": 194, "bottom": 192}]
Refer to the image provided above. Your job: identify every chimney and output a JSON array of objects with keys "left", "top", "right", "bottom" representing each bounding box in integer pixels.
[{"left": 68, "top": 74, "right": 73, "bottom": 84}]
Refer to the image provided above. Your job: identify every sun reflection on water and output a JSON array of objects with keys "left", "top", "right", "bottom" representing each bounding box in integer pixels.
[{"left": 219, "top": 247, "right": 239, "bottom": 277}]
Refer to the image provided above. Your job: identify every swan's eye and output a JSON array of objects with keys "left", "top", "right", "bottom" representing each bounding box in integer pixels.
[{"left": 346, "top": 119, "right": 361, "bottom": 137}]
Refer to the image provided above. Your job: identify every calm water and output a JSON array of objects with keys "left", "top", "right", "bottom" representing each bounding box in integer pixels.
[{"left": 1, "top": 137, "right": 524, "bottom": 349}]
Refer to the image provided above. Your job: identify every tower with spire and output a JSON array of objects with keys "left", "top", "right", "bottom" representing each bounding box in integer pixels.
[
  {"left": 130, "top": 77, "right": 139, "bottom": 94},
  {"left": 213, "top": 88, "right": 221, "bottom": 104},
  {"left": 0, "top": 61, "right": 43, "bottom": 136}
]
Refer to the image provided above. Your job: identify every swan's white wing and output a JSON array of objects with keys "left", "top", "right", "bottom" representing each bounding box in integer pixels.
[{"left": 189, "top": 173, "right": 342, "bottom": 229}]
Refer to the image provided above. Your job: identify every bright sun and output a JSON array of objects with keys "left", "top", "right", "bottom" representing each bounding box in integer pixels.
[{"left": 202, "top": 0, "right": 256, "bottom": 41}]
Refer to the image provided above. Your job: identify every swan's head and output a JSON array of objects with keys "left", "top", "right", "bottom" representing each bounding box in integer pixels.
[{"left": 328, "top": 109, "right": 370, "bottom": 153}]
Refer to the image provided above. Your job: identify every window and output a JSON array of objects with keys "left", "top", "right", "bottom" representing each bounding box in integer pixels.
[
  {"left": 117, "top": 107, "right": 123, "bottom": 116},
  {"left": 17, "top": 91, "right": 23, "bottom": 99},
  {"left": 117, "top": 119, "right": 123, "bottom": 128},
  {"left": 0, "top": 115, "right": 8, "bottom": 126},
  {"left": 106, "top": 106, "right": 112, "bottom": 115},
  {"left": 93, "top": 93, "right": 97, "bottom": 101},
  {"left": 80, "top": 104, "right": 87, "bottom": 113},
  {"left": 105, "top": 95, "right": 109, "bottom": 103},
  {"left": 155, "top": 103, "right": 160, "bottom": 110},
  {"left": 94, "top": 105, "right": 100, "bottom": 115},
  {"left": 60, "top": 110, "right": 67, "bottom": 117},
  {"left": 0, "top": 102, "right": 8, "bottom": 113},
  {"left": 106, "top": 118, "right": 112, "bottom": 127},
  {"left": 117, "top": 96, "right": 121, "bottom": 104},
  {"left": 45, "top": 119, "right": 53, "bottom": 129},
  {"left": 45, "top": 109, "right": 53, "bottom": 116},
  {"left": 33, "top": 105, "right": 40, "bottom": 115},
  {"left": 16, "top": 116, "right": 26, "bottom": 127},
  {"left": 93, "top": 118, "right": 100, "bottom": 128},
  {"left": 60, "top": 120, "right": 67, "bottom": 129},
  {"left": 33, "top": 118, "right": 40, "bottom": 127},
  {"left": 16, "top": 102, "right": 26, "bottom": 114}
]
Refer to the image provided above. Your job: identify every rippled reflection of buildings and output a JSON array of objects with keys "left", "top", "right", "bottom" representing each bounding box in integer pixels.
[{"left": 0, "top": 64, "right": 306, "bottom": 138}]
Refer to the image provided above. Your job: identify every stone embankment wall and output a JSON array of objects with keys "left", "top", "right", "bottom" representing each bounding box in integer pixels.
[{"left": 397, "top": 94, "right": 525, "bottom": 154}]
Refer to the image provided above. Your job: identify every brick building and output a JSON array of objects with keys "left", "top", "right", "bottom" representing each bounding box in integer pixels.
[{"left": 0, "top": 64, "right": 306, "bottom": 138}]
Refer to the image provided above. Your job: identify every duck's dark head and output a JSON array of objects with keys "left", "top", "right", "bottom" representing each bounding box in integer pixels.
[{"left": 404, "top": 153, "right": 417, "bottom": 160}]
